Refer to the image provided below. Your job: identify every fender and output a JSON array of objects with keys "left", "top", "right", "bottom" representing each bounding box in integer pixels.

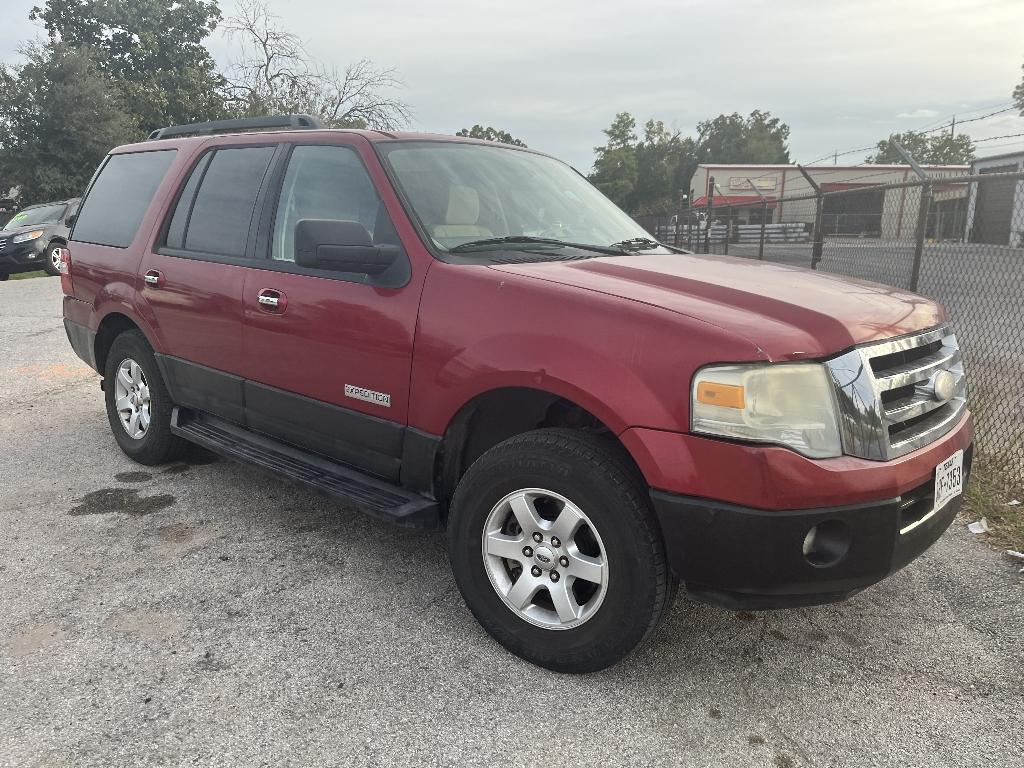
[{"left": 408, "top": 262, "right": 766, "bottom": 438}]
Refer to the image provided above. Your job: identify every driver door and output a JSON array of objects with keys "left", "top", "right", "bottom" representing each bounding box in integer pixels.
[{"left": 240, "top": 139, "right": 422, "bottom": 482}]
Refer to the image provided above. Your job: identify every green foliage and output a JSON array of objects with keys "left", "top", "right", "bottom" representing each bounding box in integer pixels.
[
  {"left": 30, "top": 0, "right": 226, "bottom": 132},
  {"left": 695, "top": 110, "right": 790, "bottom": 164},
  {"left": 590, "top": 113, "right": 639, "bottom": 208},
  {"left": 0, "top": 43, "right": 135, "bottom": 203},
  {"left": 456, "top": 125, "right": 527, "bottom": 147},
  {"left": 589, "top": 110, "right": 788, "bottom": 213},
  {"left": 867, "top": 131, "right": 975, "bottom": 165}
]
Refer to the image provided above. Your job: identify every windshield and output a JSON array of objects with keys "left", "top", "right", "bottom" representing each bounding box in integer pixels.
[
  {"left": 379, "top": 141, "right": 655, "bottom": 252},
  {"left": 2, "top": 203, "right": 65, "bottom": 230}
]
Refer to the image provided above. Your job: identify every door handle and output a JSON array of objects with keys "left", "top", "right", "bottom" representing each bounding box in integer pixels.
[
  {"left": 143, "top": 269, "right": 164, "bottom": 287},
  {"left": 256, "top": 288, "right": 287, "bottom": 313}
]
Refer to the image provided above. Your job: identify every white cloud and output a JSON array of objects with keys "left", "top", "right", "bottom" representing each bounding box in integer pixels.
[{"left": 897, "top": 109, "right": 941, "bottom": 119}]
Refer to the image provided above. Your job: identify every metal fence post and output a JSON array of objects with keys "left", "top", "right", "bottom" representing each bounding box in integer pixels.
[
  {"left": 703, "top": 176, "right": 714, "bottom": 254},
  {"left": 673, "top": 190, "right": 685, "bottom": 248},
  {"left": 910, "top": 183, "right": 932, "bottom": 292},
  {"left": 745, "top": 178, "right": 769, "bottom": 260},
  {"left": 889, "top": 140, "right": 932, "bottom": 291},
  {"left": 798, "top": 165, "right": 824, "bottom": 269}
]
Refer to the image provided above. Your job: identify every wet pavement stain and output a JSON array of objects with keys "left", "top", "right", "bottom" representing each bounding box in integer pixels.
[
  {"left": 160, "top": 464, "right": 191, "bottom": 475},
  {"left": 156, "top": 523, "right": 193, "bottom": 544},
  {"left": 196, "top": 650, "right": 232, "bottom": 672},
  {"left": 748, "top": 734, "right": 766, "bottom": 746},
  {"left": 68, "top": 488, "right": 175, "bottom": 517},
  {"left": 114, "top": 471, "right": 153, "bottom": 483}
]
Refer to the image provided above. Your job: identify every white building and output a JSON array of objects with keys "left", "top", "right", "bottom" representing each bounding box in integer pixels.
[
  {"left": 964, "top": 151, "right": 1024, "bottom": 247},
  {"left": 688, "top": 163, "right": 970, "bottom": 240}
]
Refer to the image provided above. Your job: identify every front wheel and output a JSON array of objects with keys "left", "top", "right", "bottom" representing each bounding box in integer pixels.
[
  {"left": 42, "top": 242, "right": 64, "bottom": 276},
  {"left": 447, "top": 429, "right": 674, "bottom": 673}
]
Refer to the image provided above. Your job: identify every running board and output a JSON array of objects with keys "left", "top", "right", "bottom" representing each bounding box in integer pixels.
[{"left": 170, "top": 408, "right": 440, "bottom": 529}]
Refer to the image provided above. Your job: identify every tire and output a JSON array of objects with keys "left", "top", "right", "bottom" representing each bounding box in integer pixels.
[
  {"left": 447, "top": 428, "right": 674, "bottom": 673},
  {"left": 42, "top": 242, "right": 63, "bottom": 276},
  {"left": 103, "top": 330, "right": 187, "bottom": 465}
]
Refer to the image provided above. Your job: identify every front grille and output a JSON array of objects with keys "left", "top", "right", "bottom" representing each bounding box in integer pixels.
[
  {"left": 0, "top": 237, "right": 7, "bottom": 253},
  {"left": 826, "top": 325, "right": 967, "bottom": 460}
]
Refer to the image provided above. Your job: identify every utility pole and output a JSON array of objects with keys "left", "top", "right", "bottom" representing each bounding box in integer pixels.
[{"left": 950, "top": 115, "right": 956, "bottom": 138}]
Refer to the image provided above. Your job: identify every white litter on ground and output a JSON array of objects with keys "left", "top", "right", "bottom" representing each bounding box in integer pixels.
[
  {"left": 1007, "top": 550, "right": 1024, "bottom": 573},
  {"left": 1006, "top": 499, "right": 1021, "bottom": 506},
  {"left": 967, "top": 518, "right": 990, "bottom": 534}
]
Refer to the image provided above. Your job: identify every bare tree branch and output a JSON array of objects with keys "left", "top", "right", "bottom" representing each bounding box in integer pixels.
[{"left": 220, "top": 0, "right": 411, "bottom": 129}]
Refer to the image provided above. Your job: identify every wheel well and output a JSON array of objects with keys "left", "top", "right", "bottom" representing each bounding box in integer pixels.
[
  {"left": 94, "top": 313, "right": 141, "bottom": 374},
  {"left": 436, "top": 387, "right": 638, "bottom": 508}
]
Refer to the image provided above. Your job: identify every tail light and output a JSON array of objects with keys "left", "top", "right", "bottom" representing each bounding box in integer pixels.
[{"left": 58, "top": 247, "right": 73, "bottom": 295}]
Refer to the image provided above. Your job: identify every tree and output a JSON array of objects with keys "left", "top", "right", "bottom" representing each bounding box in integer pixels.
[
  {"left": 695, "top": 110, "right": 790, "bottom": 165},
  {"left": 589, "top": 112, "right": 639, "bottom": 208},
  {"left": 0, "top": 43, "right": 135, "bottom": 203},
  {"left": 221, "top": 0, "right": 411, "bottom": 129},
  {"left": 30, "top": 0, "right": 226, "bottom": 132},
  {"left": 632, "top": 120, "right": 697, "bottom": 213},
  {"left": 455, "top": 125, "right": 527, "bottom": 147},
  {"left": 866, "top": 131, "right": 975, "bottom": 165}
]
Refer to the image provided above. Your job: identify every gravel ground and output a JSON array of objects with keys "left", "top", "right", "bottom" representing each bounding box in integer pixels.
[{"left": 1, "top": 277, "right": 1022, "bottom": 768}]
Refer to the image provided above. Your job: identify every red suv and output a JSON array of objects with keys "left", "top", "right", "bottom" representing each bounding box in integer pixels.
[{"left": 62, "top": 115, "right": 972, "bottom": 672}]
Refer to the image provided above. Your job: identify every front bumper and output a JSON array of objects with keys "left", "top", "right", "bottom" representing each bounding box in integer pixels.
[
  {"left": 0, "top": 238, "right": 47, "bottom": 272},
  {"left": 650, "top": 444, "right": 972, "bottom": 610}
]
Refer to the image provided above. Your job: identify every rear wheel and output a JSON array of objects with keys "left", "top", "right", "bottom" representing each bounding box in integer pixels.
[
  {"left": 103, "top": 330, "right": 186, "bottom": 465},
  {"left": 447, "top": 429, "right": 674, "bottom": 672},
  {"left": 42, "top": 242, "right": 63, "bottom": 276}
]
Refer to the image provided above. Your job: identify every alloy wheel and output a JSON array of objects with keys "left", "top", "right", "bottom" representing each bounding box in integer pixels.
[
  {"left": 113, "top": 358, "right": 151, "bottom": 439},
  {"left": 481, "top": 488, "right": 609, "bottom": 630}
]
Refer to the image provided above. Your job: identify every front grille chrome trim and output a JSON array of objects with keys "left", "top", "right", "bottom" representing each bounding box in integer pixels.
[{"left": 825, "top": 325, "right": 967, "bottom": 461}]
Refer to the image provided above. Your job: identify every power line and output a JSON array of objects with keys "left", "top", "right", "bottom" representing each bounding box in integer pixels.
[
  {"left": 919, "top": 106, "right": 1017, "bottom": 135},
  {"left": 912, "top": 100, "right": 1016, "bottom": 133}
]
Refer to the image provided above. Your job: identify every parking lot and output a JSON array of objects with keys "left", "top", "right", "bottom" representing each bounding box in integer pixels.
[{"left": 2, "top": 277, "right": 1022, "bottom": 768}]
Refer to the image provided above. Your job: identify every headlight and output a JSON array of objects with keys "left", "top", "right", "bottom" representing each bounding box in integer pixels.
[
  {"left": 12, "top": 230, "right": 44, "bottom": 243},
  {"left": 691, "top": 363, "right": 842, "bottom": 458}
]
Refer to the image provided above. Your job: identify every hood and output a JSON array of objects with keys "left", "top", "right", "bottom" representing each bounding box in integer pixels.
[{"left": 491, "top": 252, "right": 945, "bottom": 361}]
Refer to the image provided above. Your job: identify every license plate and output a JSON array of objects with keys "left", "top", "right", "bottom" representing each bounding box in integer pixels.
[{"left": 934, "top": 449, "right": 964, "bottom": 511}]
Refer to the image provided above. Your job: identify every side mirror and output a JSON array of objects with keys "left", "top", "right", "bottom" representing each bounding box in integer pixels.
[
  {"left": 65, "top": 214, "right": 77, "bottom": 228},
  {"left": 294, "top": 219, "right": 399, "bottom": 275}
]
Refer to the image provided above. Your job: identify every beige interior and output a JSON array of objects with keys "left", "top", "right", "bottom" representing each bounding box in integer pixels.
[{"left": 432, "top": 185, "right": 493, "bottom": 239}]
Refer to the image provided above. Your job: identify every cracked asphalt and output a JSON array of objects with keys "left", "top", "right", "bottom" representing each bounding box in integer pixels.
[{"left": 2, "top": 277, "right": 1022, "bottom": 767}]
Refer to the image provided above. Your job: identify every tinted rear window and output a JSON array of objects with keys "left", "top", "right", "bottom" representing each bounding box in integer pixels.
[
  {"left": 181, "top": 147, "right": 276, "bottom": 257},
  {"left": 73, "top": 150, "right": 176, "bottom": 248}
]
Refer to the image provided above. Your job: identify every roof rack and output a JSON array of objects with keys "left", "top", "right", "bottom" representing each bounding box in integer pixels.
[{"left": 148, "top": 114, "right": 326, "bottom": 141}]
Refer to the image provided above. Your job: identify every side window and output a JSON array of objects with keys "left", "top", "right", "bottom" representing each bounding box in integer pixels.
[
  {"left": 72, "top": 150, "right": 177, "bottom": 247},
  {"left": 271, "top": 145, "right": 395, "bottom": 262},
  {"left": 166, "top": 146, "right": 275, "bottom": 258}
]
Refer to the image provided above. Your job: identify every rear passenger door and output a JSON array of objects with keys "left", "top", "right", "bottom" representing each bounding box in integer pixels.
[
  {"left": 240, "top": 140, "right": 421, "bottom": 482},
  {"left": 141, "top": 144, "right": 279, "bottom": 424}
]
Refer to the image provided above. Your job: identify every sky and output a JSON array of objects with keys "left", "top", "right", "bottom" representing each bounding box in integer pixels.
[{"left": 3, "top": 0, "right": 1023, "bottom": 171}]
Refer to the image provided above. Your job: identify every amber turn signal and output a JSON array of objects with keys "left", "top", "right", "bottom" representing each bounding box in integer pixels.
[{"left": 695, "top": 381, "right": 745, "bottom": 409}]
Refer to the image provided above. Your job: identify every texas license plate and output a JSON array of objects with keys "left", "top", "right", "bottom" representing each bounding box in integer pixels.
[{"left": 934, "top": 449, "right": 964, "bottom": 511}]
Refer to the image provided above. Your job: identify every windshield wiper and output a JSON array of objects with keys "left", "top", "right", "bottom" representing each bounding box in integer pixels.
[
  {"left": 609, "top": 237, "right": 662, "bottom": 252},
  {"left": 449, "top": 236, "right": 624, "bottom": 256}
]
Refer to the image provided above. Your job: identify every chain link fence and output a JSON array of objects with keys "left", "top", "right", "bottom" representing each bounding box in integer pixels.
[{"left": 636, "top": 170, "right": 1024, "bottom": 488}]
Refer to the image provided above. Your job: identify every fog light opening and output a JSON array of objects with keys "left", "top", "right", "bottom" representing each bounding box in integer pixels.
[{"left": 802, "top": 520, "right": 851, "bottom": 568}]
